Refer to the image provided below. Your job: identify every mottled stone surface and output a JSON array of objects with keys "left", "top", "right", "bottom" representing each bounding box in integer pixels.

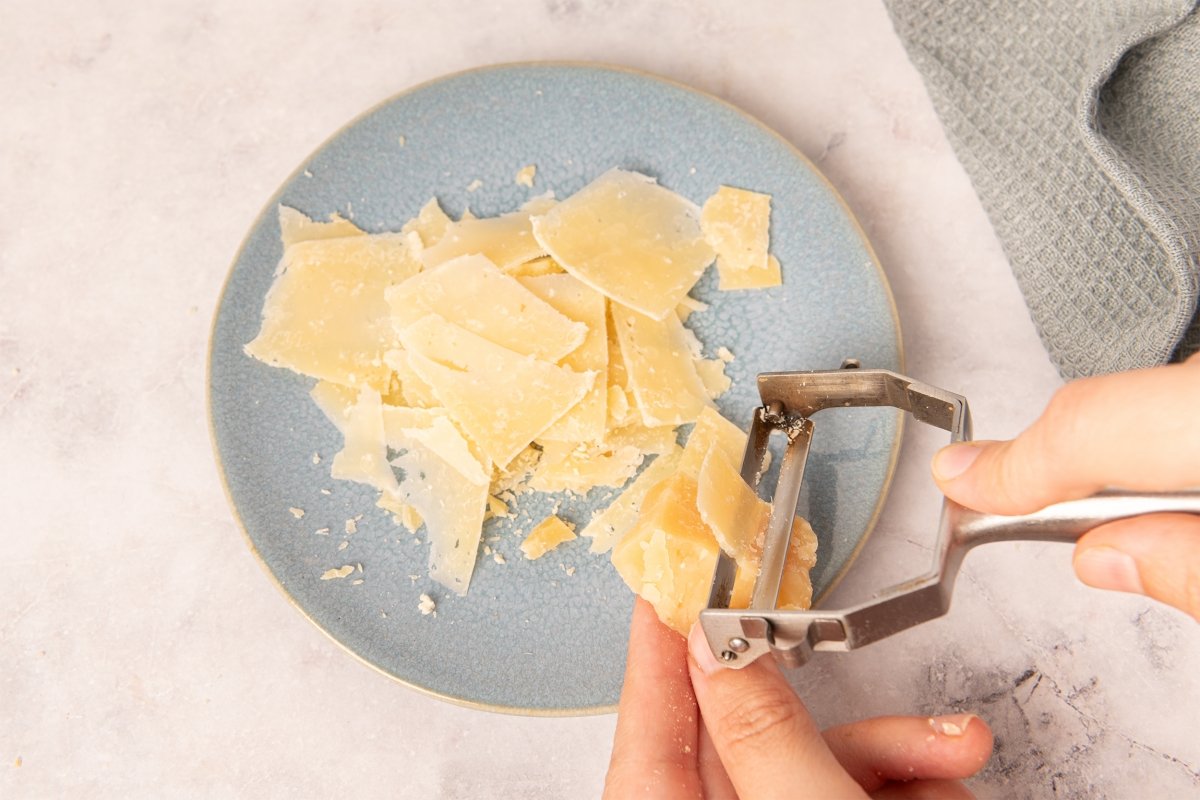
[{"left": 1, "top": 1, "right": 1195, "bottom": 797}]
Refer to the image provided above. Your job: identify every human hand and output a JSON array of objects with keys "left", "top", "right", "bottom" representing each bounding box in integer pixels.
[
  {"left": 932, "top": 353, "right": 1200, "bottom": 619},
  {"left": 604, "top": 599, "right": 994, "bottom": 799}
]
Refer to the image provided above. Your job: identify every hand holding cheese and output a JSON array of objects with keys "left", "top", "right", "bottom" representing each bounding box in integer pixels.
[
  {"left": 602, "top": 599, "right": 995, "bottom": 799},
  {"left": 245, "top": 170, "right": 804, "bottom": 615}
]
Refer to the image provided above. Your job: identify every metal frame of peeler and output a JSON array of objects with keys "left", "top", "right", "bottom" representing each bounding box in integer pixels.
[{"left": 699, "top": 365, "right": 1200, "bottom": 669}]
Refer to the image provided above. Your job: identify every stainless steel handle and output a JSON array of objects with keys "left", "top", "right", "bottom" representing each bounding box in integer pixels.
[{"left": 951, "top": 490, "right": 1200, "bottom": 549}]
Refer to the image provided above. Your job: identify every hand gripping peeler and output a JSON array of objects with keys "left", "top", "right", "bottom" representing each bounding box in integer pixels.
[{"left": 699, "top": 364, "right": 1200, "bottom": 669}]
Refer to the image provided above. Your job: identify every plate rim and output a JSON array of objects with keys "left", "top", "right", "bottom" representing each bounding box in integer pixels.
[{"left": 205, "top": 59, "right": 905, "bottom": 716}]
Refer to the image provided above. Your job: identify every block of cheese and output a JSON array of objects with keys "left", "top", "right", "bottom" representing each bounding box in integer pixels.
[
  {"left": 278, "top": 206, "right": 364, "bottom": 249},
  {"left": 398, "top": 315, "right": 596, "bottom": 468},
  {"left": 531, "top": 169, "right": 715, "bottom": 320},
  {"left": 582, "top": 445, "right": 683, "bottom": 553},
  {"left": 612, "top": 447, "right": 819, "bottom": 634},
  {"left": 386, "top": 255, "right": 587, "bottom": 363},
  {"left": 700, "top": 185, "right": 771, "bottom": 272},
  {"left": 329, "top": 388, "right": 399, "bottom": 495},
  {"left": 610, "top": 303, "right": 714, "bottom": 426},
  {"left": 245, "top": 234, "right": 422, "bottom": 390},
  {"left": 719, "top": 254, "right": 782, "bottom": 291},
  {"left": 520, "top": 515, "right": 577, "bottom": 560},
  {"left": 610, "top": 473, "right": 719, "bottom": 634},
  {"left": 390, "top": 415, "right": 490, "bottom": 594},
  {"left": 519, "top": 274, "right": 608, "bottom": 442},
  {"left": 420, "top": 198, "right": 553, "bottom": 271}
]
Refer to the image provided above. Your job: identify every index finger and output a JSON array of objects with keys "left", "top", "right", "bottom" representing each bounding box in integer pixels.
[
  {"left": 933, "top": 355, "right": 1200, "bottom": 515},
  {"left": 603, "top": 599, "right": 702, "bottom": 800}
]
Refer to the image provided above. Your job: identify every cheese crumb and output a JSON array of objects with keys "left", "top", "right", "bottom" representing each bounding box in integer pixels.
[
  {"left": 398, "top": 135, "right": 407, "bottom": 147},
  {"left": 314, "top": 527, "right": 331, "bottom": 536},
  {"left": 312, "top": 452, "right": 321, "bottom": 465},
  {"left": 337, "top": 541, "right": 349, "bottom": 551},
  {"left": 418, "top": 594, "right": 436, "bottom": 615},
  {"left": 493, "top": 552, "right": 507, "bottom": 565},
  {"left": 345, "top": 518, "right": 358, "bottom": 535},
  {"left": 515, "top": 164, "right": 537, "bottom": 187},
  {"left": 320, "top": 488, "right": 332, "bottom": 495},
  {"left": 351, "top": 579, "right": 364, "bottom": 586},
  {"left": 466, "top": 179, "right": 483, "bottom": 192},
  {"left": 717, "top": 346, "right": 735, "bottom": 363},
  {"left": 289, "top": 507, "right": 305, "bottom": 519},
  {"left": 320, "top": 565, "right": 354, "bottom": 580}
]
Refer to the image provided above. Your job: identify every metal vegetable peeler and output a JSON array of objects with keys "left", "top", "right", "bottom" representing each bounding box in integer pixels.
[{"left": 700, "top": 364, "right": 1200, "bottom": 669}]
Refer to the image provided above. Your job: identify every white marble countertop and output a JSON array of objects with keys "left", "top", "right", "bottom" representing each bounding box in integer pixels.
[{"left": 3, "top": 1, "right": 1197, "bottom": 797}]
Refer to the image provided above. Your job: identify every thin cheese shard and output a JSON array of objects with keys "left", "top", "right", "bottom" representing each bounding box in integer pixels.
[
  {"left": 530, "top": 440, "right": 643, "bottom": 494},
  {"left": 679, "top": 406, "right": 748, "bottom": 478},
  {"left": 695, "top": 358, "right": 733, "bottom": 399},
  {"left": 310, "top": 380, "right": 359, "bottom": 432},
  {"left": 329, "top": 388, "right": 398, "bottom": 494},
  {"left": 719, "top": 254, "right": 782, "bottom": 291},
  {"left": 390, "top": 417, "right": 489, "bottom": 594},
  {"left": 421, "top": 200, "right": 551, "bottom": 271},
  {"left": 700, "top": 185, "right": 771, "bottom": 272},
  {"left": 383, "top": 349, "right": 439, "bottom": 408},
  {"left": 245, "top": 234, "right": 422, "bottom": 390},
  {"left": 386, "top": 255, "right": 587, "bottom": 363},
  {"left": 519, "top": 274, "right": 608, "bottom": 442},
  {"left": 402, "top": 198, "right": 452, "bottom": 248},
  {"left": 278, "top": 206, "right": 364, "bottom": 249},
  {"left": 531, "top": 169, "right": 715, "bottom": 320},
  {"left": 610, "top": 304, "right": 714, "bottom": 426},
  {"left": 695, "top": 446, "right": 768, "bottom": 561},
  {"left": 398, "top": 315, "right": 596, "bottom": 468},
  {"left": 582, "top": 446, "right": 683, "bottom": 553},
  {"left": 520, "top": 515, "right": 577, "bottom": 560}
]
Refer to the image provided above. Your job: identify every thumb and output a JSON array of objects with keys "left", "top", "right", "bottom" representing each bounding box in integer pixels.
[
  {"left": 686, "top": 624, "right": 866, "bottom": 799},
  {"left": 931, "top": 358, "right": 1200, "bottom": 515},
  {"left": 1073, "top": 513, "right": 1200, "bottom": 620}
]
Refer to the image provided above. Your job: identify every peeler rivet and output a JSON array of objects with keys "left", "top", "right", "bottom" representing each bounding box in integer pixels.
[
  {"left": 720, "top": 650, "right": 738, "bottom": 662},
  {"left": 727, "top": 637, "right": 750, "bottom": 653}
]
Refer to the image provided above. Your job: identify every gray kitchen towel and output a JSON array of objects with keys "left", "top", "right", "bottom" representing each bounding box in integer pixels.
[{"left": 883, "top": 1, "right": 1200, "bottom": 378}]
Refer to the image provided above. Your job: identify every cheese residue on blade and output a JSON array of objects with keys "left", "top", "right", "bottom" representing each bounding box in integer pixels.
[
  {"left": 520, "top": 515, "right": 576, "bottom": 560},
  {"left": 531, "top": 169, "right": 715, "bottom": 320}
]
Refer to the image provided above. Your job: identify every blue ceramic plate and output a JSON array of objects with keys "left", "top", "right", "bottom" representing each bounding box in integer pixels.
[{"left": 209, "top": 63, "right": 901, "bottom": 715}]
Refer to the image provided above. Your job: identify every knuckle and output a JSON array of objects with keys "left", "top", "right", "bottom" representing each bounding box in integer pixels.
[{"left": 712, "top": 684, "right": 805, "bottom": 753}]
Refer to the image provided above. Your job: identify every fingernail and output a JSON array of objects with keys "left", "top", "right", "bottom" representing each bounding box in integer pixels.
[
  {"left": 687, "top": 623, "right": 726, "bottom": 676},
  {"left": 928, "top": 714, "right": 976, "bottom": 737},
  {"left": 1074, "top": 547, "right": 1145, "bottom": 594},
  {"left": 932, "top": 443, "right": 983, "bottom": 482}
]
